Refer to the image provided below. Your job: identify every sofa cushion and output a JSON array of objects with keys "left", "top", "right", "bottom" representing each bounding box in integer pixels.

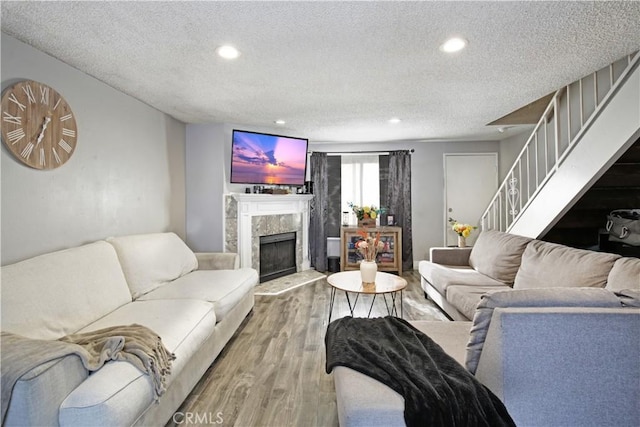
[
  {"left": 513, "top": 240, "right": 621, "bottom": 290},
  {"left": 137, "top": 268, "right": 258, "bottom": 322},
  {"left": 419, "top": 261, "right": 505, "bottom": 296},
  {"left": 616, "top": 289, "right": 640, "bottom": 307},
  {"left": 411, "top": 321, "right": 473, "bottom": 366},
  {"left": 107, "top": 232, "right": 198, "bottom": 299},
  {"left": 465, "top": 288, "right": 622, "bottom": 374},
  {"left": 469, "top": 230, "right": 532, "bottom": 285},
  {"left": 606, "top": 257, "right": 640, "bottom": 292},
  {"left": 1, "top": 241, "right": 132, "bottom": 340},
  {"left": 446, "top": 285, "right": 511, "bottom": 320},
  {"left": 59, "top": 299, "right": 216, "bottom": 426}
]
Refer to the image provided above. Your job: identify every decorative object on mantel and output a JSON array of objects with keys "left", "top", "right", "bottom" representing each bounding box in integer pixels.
[
  {"left": 262, "top": 188, "right": 289, "bottom": 195},
  {"left": 449, "top": 217, "right": 478, "bottom": 248},
  {"left": 349, "top": 202, "right": 385, "bottom": 228},
  {"left": 355, "top": 229, "right": 384, "bottom": 283}
]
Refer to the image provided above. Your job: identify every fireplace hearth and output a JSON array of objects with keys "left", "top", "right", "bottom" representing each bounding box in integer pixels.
[{"left": 259, "top": 232, "right": 297, "bottom": 282}]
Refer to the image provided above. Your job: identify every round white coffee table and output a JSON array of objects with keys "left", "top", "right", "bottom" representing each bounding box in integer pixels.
[{"left": 327, "top": 270, "right": 407, "bottom": 325}]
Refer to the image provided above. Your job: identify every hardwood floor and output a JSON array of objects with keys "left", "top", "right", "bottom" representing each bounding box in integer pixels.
[{"left": 168, "top": 271, "right": 447, "bottom": 427}]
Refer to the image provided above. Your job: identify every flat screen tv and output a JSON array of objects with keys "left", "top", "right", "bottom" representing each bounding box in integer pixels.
[{"left": 230, "top": 129, "right": 309, "bottom": 186}]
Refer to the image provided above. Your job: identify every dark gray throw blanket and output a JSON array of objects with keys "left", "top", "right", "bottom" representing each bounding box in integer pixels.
[
  {"left": 1, "top": 324, "right": 175, "bottom": 424},
  {"left": 325, "top": 316, "right": 515, "bottom": 427}
]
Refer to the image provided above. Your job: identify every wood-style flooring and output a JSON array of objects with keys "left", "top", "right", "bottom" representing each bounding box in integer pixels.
[{"left": 168, "top": 271, "right": 447, "bottom": 427}]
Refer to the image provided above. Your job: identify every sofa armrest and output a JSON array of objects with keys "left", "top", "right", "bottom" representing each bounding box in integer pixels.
[
  {"left": 4, "top": 355, "right": 87, "bottom": 426},
  {"left": 429, "top": 247, "right": 472, "bottom": 266},
  {"left": 476, "top": 306, "right": 640, "bottom": 427},
  {"left": 195, "top": 252, "right": 240, "bottom": 270}
]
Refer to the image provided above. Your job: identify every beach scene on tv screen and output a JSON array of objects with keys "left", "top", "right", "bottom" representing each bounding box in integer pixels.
[{"left": 231, "top": 132, "right": 307, "bottom": 185}]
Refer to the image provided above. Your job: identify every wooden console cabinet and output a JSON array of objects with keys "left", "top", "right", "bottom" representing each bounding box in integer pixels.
[{"left": 340, "top": 226, "right": 402, "bottom": 275}]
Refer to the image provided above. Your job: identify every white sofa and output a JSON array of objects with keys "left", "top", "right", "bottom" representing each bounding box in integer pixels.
[{"left": 1, "top": 232, "right": 258, "bottom": 426}]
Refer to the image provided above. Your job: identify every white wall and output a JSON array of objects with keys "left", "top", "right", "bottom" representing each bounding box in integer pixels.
[
  {"left": 308, "top": 139, "right": 500, "bottom": 265},
  {"left": 1, "top": 35, "right": 186, "bottom": 264}
]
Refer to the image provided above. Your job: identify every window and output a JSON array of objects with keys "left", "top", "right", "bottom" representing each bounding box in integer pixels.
[
  {"left": 341, "top": 154, "right": 380, "bottom": 217},
  {"left": 325, "top": 154, "right": 389, "bottom": 237}
]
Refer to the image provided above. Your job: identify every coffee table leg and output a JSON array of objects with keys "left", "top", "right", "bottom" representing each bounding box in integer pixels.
[
  {"left": 383, "top": 291, "right": 403, "bottom": 318},
  {"left": 382, "top": 293, "right": 392, "bottom": 316},
  {"left": 367, "top": 294, "right": 378, "bottom": 317},
  {"left": 345, "top": 291, "right": 360, "bottom": 317},
  {"left": 328, "top": 287, "right": 336, "bottom": 326}
]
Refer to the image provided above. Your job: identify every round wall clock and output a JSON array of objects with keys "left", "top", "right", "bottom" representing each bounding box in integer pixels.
[{"left": 1, "top": 80, "right": 77, "bottom": 170}]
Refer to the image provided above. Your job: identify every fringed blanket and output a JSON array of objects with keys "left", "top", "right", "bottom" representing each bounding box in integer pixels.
[
  {"left": 1, "top": 324, "right": 175, "bottom": 423},
  {"left": 325, "top": 316, "right": 515, "bottom": 427}
]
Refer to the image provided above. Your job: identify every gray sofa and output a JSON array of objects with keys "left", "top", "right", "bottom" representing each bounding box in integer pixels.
[
  {"left": 419, "top": 229, "right": 639, "bottom": 320},
  {"left": 333, "top": 230, "right": 640, "bottom": 426},
  {"left": 1, "top": 232, "right": 258, "bottom": 426}
]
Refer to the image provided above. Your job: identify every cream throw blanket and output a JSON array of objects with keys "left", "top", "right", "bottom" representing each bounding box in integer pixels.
[{"left": 1, "top": 324, "right": 175, "bottom": 423}]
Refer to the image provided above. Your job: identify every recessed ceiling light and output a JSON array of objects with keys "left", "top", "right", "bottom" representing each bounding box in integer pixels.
[
  {"left": 274, "top": 120, "right": 286, "bottom": 125},
  {"left": 388, "top": 117, "right": 401, "bottom": 124},
  {"left": 439, "top": 37, "right": 468, "bottom": 53},
  {"left": 216, "top": 45, "right": 240, "bottom": 60}
]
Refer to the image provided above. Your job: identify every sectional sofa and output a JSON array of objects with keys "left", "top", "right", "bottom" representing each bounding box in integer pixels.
[
  {"left": 1, "top": 232, "right": 258, "bottom": 426},
  {"left": 419, "top": 229, "right": 640, "bottom": 320},
  {"left": 333, "top": 230, "right": 640, "bottom": 426}
]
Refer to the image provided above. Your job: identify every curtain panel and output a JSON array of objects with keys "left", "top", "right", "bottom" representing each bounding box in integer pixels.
[
  {"left": 309, "top": 152, "right": 328, "bottom": 272},
  {"left": 387, "top": 150, "right": 413, "bottom": 271}
]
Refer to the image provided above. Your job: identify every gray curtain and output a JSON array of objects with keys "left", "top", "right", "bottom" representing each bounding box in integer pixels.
[
  {"left": 309, "top": 152, "right": 328, "bottom": 272},
  {"left": 387, "top": 150, "right": 413, "bottom": 272}
]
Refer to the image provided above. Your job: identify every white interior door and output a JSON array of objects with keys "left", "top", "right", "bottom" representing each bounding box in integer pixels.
[{"left": 444, "top": 153, "right": 498, "bottom": 246}]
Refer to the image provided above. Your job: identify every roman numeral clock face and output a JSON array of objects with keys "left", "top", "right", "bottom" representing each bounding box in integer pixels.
[{"left": 1, "top": 80, "right": 77, "bottom": 170}]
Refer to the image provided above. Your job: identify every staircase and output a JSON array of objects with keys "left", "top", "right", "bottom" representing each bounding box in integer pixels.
[
  {"left": 481, "top": 52, "right": 640, "bottom": 249},
  {"left": 544, "top": 139, "right": 640, "bottom": 256}
]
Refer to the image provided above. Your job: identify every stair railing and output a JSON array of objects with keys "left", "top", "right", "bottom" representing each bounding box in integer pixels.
[{"left": 481, "top": 52, "right": 639, "bottom": 233}]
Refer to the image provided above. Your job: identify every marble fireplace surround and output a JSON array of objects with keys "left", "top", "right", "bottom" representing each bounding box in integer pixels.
[{"left": 225, "top": 194, "right": 314, "bottom": 272}]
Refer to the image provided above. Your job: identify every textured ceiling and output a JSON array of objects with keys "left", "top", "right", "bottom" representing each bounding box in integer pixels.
[{"left": 2, "top": 1, "right": 640, "bottom": 143}]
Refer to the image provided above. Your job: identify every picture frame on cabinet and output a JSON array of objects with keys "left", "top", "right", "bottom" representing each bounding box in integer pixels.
[{"left": 386, "top": 214, "right": 395, "bottom": 226}]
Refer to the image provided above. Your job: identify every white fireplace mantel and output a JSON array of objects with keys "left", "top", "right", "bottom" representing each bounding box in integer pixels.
[{"left": 230, "top": 193, "right": 314, "bottom": 270}]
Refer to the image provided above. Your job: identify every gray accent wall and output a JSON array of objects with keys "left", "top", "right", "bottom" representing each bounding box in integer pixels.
[
  {"left": 498, "top": 129, "right": 531, "bottom": 180},
  {"left": 185, "top": 123, "right": 226, "bottom": 252},
  {"left": 1, "top": 35, "right": 186, "bottom": 265},
  {"left": 185, "top": 122, "right": 304, "bottom": 252}
]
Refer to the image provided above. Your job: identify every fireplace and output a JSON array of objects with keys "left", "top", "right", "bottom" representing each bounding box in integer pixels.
[
  {"left": 225, "top": 194, "right": 314, "bottom": 271},
  {"left": 259, "top": 232, "right": 297, "bottom": 282}
]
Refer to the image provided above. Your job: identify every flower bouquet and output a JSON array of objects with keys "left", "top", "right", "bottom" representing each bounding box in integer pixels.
[
  {"left": 355, "top": 229, "right": 385, "bottom": 283},
  {"left": 448, "top": 218, "right": 478, "bottom": 247},
  {"left": 355, "top": 229, "right": 385, "bottom": 262},
  {"left": 348, "top": 202, "right": 384, "bottom": 227}
]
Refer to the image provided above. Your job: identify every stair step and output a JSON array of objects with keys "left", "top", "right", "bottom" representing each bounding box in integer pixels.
[
  {"left": 593, "top": 163, "right": 640, "bottom": 187},
  {"left": 553, "top": 210, "right": 610, "bottom": 229},
  {"left": 571, "top": 188, "right": 640, "bottom": 210}
]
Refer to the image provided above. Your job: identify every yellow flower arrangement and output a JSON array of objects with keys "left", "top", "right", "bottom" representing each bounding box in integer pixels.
[
  {"left": 448, "top": 218, "right": 478, "bottom": 238},
  {"left": 348, "top": 202, "right": 383, "bottom": 220}
]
